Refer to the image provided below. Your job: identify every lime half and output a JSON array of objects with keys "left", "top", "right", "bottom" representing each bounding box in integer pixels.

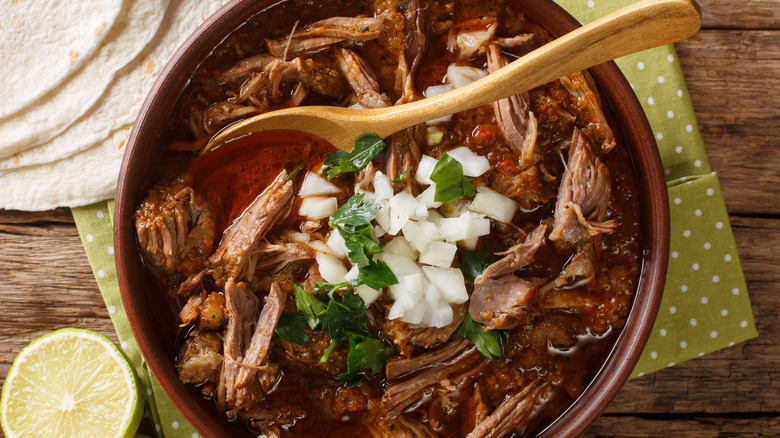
[{"left": 1, "top": 328, "right": 142, "bottom": 438}]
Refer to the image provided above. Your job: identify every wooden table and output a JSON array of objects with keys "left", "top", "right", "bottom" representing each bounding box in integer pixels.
[{"left": 1, "top": 1, "right": 777, "bottom": 435}]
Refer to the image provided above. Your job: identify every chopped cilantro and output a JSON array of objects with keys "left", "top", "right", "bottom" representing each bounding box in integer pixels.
[
  {"left": 329, "top": 194, "right": 380, "bottom": 230},
  {"left": 275, "top": 313, "right": 309, "bottom": 345},
  {"left": 337, "top": 333, "right": 393, "bottom": 383},
  {"left": 430, "top": 153, "right": 476, "bottom": 203},
  {"left": 459, "top": 248, "right": 490, "bottom": 282},
  {"left": 342, "top": 226, "right": 383, "bottom": 268},
  {"left": 322, "top": 134, "right": 386, "bottom": 179},
  {"left": 318, "top": 292, "right": 368, "bottom": 343},
  {"left": 456, "top": 314, "right": 510, "bottom": 360},
  {"left": 391, "top": 168, "right": 411, "bottom": 183},
  {"left": 355, "top": 260, "right": 398, "bottom": 290},
  {"left": 293, "top": 284, "right": 327, "bottom": 330},
  {"left": 320, "top": 339, "right": 339, "bottom": 363},
  {"left": 313, "top": 281, "right": 351, "bottom": 295}
]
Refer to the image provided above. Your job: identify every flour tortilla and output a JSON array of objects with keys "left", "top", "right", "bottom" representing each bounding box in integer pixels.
[
  {"left": 0, "top": 0, "right": 230, "bottom": 210},
  {"left": 0, "top": 0, "right": 169, "bottom": 159},
  {"left": 0, "top": 0, "right": 123, "bottom": 119}
]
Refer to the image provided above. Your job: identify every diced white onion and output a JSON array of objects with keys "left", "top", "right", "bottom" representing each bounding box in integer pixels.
[
  {"left": 355, "top": 284, "right": 381, "bottom": 306},
  {"left": 469, "top": 185, "right": 519, "bottom": 223},
  {"left": 326, "top": 229, "right": 349, "bottom": 258},
  {"left": 422, "top": 266, "right": 469, "bottom": 304},
  {"left": 418, "top": 240, "right": 457, "bottom": 268},
  {"left": 423, "top": 84, "right": 455, "bottom": 126},
  {"left": 307, "top": 240, "right": 330, "bottom": 254},
  {"left": 445, "top": 146, "right": 491, "bottom": 177},
  {"left": 459, "top": 235, "right": 480, "bottom": 251},
  {"left": 422, "top": 296, "right": 454, "bottom": 328},
  {"left": 344, "top": 264, "right": 359, "bottom": 282},
  {"left": 372, "top": 171, "right": 394, "bottom": 201},
  {"left": 426, "top": 126, "right": 444, "bottom": 146},
  {"left": 288, "top": 232, "right": 310, "bottom": 243},
  {"left": 316, "top": 253, "right": 348, "bottom": 283},
  {"left": 374, "top": 200, "right": 391, "bottom": 231},
  {"left": 383, "top": 253, "right": 422, "bottom": 279},
  {"left": 402, "top": 220, "right": 440, "bottom": 253},
  {"left": 400, "top": 301, "right": 427, "bottom": 324},
  {"left": 298, "top": 172, "right": 340, "bottom": 198},
  {"left": 438, "top": 211, "right": 490, "bottom": 242},
  {"left": 383, "top": 236, "right": 419, "bottom": 260},
  {"left": 426, "top": 209, "right": 444, "bottom": 227},
  {"left": 299, "top": 197, "right": 338, "bottom": 220},
  {"left": 373, "top": 225, "right": 386, "bottom": 239},
  {"left": 415, "top": 155, "right": 438, "bottom": 186},
  {"left": 446, "top": 65, "right": 488, "bottom": 89},
  {"left": 416, "top": 185, "right": 442, "bottom": 210},
  {"left": 388, "top": 192, "right": 419, "bottom": 235}
]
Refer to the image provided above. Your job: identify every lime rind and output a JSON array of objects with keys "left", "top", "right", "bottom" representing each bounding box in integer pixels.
[{"left": 1, "top": 328, "right": 143, "bottom": 438}]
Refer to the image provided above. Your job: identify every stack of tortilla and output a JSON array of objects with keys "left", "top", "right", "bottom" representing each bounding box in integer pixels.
[{"left": 0, "top": 0, "right": 228, "bottom": 211}]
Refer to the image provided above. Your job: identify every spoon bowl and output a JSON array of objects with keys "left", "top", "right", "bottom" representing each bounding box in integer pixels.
[{"left": 206, "top": 0, "right": 701, "bottom": 152}]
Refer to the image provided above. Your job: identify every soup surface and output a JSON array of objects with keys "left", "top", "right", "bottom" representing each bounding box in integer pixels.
[{"left": 134, "top": 0, "right": 642, "bottom": 436}]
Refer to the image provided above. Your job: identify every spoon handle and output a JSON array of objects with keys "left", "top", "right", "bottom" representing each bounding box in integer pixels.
[{"left": 369, "top": 0, "right": 701, "bottom": 136}]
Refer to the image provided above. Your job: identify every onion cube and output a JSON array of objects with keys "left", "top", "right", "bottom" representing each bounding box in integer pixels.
[
  {"left": 316, "top": 253, "right": 348, "bottom": 283},
  {"left": 388, "top": 192, "right": 419, "bottom": 234},
  {"left": 299, "top": 197, "right": 338, "bottom": 220},
  {"left": 422, "top": 266, "right": 468, "bottom": 303},
  {"left": 326, "top": 229, "right": 349, "bottom": 258},
  {"left": 419, "top": 241, "right": 457, "bottom": 268},
  {"left": 446, "top": 146, "right": 491, "bottom": 177},
  {"left": 422, "top": 299, "right": 454, "bottom": 328},
  {"left": 402, "top": 220, "right": 440, "bottom": 253},
  {"left": 469, "top": 185, "right": 519, "bottom": 223},
  {"left": 383, "top": 236, "right": 419, "bottom": 260},
  {"left": 415, "top": 155, "right": 438, "bottom": 186},
  {"left": 416, "top": 185, "right": 442, "bottom": 209},
  {"left": 447, "top": 65, "right": 487, "bottom": 89},
  {"left": 383, "top": 253, "right": 422, "bottom": 279},
  {"left": 400, "top": 301, "right": 427, "bottom": 324},
  {"left": 356, "top": 284, "right": 381, "bottom": 306},
  {"left": 344, "top": 264, "right": 359, "bottom": 282},
  {"left": 373, "top": 171, "right": 394, "bottom": 201},
  {"left": 374, "top": 200, "right": 391, "bottom": 231},
  {"left": 307, "top": 240, "right": 330, "bottom": 254},
  {"left": 298, "top": 172, "right": 340, "bottom": 198}
]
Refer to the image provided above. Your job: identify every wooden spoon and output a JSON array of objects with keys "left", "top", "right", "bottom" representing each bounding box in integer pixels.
[{"left": 206, "top": 0, "right": 701, "bottom": 152}]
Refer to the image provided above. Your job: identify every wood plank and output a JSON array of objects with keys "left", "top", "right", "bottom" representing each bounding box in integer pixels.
[
  {"left": 0, "top": 223, "right": 115, "bottom": 386},
  {"left": 0, "top": 208, "right": 74, "bottom": 224},
  {"left": 676, "top": 30, "right": 780, "bottom": 215},
  {"left": 604, "top": 215, "right": 779, "bottom": 414},
  {"left": 588, "top": 415, "right": 780, "bottom": 437},
  {"left": 698, "top": 0, "right": 780, "bottom": 30}
]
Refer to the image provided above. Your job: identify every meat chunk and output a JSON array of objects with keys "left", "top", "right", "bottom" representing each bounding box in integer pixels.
[
  {"left": 265, "top": 15, "right": 390, "bottom": 58},
  {"left": 486, "top": 44, "right": 538, "bottom": 169},
  {"left": 235, "top": 283, "right": 286, "bottom": 392},
  {"left": 470, "top": 224, "right": 546, "bottom": 330},
  {"left": 560, "top": 71, "right": 616, "bottom": 153},
  {"left": 386, "top": 126, "right": 423, "bottom": 191},
  {"left": 467, "top": 381, "right": 550, "bottom": 438},
  {"left": 335, "top": 48, "right": 391, "bottom": 109},
  {"left": 218, "top": 280, "right": 260, "bottom": 408},
  {"left": 135, "top": 181, "right": 215, "bottom": 278},
  {"left": 382, "top": 338, "right": 484, "bottom": 416},
  {"left": 253, "top": 242, "right": 317, "bottom": 273},
  {"left": 179, "top": 290, "right": 226, "bottom": 329},
  {"left": 177, "top": 329, "right": 223, "bottom": 384},
  {"left": 385, "top": 336, "right": 471, "bottom": 381},
  {"left": 549, "top": 129, "right": 615, "bottom": 245},
  {"left": 209, "top": 170, "right": 293, "bottom": 286}
]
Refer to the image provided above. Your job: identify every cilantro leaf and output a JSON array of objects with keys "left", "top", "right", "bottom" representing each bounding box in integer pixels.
[
  {"left": 459, "top": 248, "right": 490, "bottom": 282},
  {"left": 455, "top": 314, "right": 510, "bottom": 360},
  {"left": 430, "top": 153, "right": 476, "bottom": 203},
  {"left": 313, "top": 281, "right": 351, "bottom": 295},
  {"left": 329, "top": 194, "right": 380, "bottom": 230},
  {"left": 355, "top": 260, "right": 398, "bottom": 290},
  {"left": 275, "top": 313, "right": 309, "bottom": 345},
  {"left": 318, "top": 292, "right": 368, "bottom": 343},
  {"left": 342, "top": 226, "right": 383, "bottom": 267},
  {"left": 337, "top": 333, "right": 393, "bottom": 383},
  {"left": 322, "top": 134, "right": 386, "bottom": 179},
  {"left": 391, "top": 168, "right": 411, "bottom": 183},
  {"left": 293, "top": 284, "right": 327, "bottom": 330}
]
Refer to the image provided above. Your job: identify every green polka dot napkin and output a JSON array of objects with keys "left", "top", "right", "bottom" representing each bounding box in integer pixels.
[{"left": 70, "top": 1, "right": 757, "bottom": 436}]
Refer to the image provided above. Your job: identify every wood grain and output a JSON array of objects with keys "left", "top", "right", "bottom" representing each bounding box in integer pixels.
[
  {"left": 676, "top": 30, "right": 780, "bottom": 215},
  {"left": 698, "top": 0, "right": 779, "bottom": 30},
  {"left": 588, "top": 415, "right": 780, "bottom": 437}
]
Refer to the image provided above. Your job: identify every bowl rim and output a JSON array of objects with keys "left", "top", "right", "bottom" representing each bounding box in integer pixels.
[{"left": 114, "top": 0, "right": 670, "bottom": 436}]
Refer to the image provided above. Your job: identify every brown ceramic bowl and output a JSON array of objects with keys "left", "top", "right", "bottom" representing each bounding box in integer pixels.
[{"left": 115, "top": 0, "right": 670, "bottom": 436}]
